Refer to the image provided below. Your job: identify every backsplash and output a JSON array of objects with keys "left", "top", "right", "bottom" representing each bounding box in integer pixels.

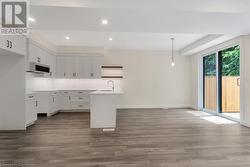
[{"left": 26, "top": 73, "right": 123, "bottom": 93}]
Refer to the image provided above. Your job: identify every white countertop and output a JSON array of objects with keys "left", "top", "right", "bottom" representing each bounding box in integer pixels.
[{"left": 90, "top": 90, "right": 123, "bottom": 95}]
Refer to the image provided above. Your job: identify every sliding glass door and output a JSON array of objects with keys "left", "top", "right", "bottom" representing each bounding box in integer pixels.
[
  {"left": 202, "top": 45, "right": 240, "bottom": 120},
  {"left": 203, "top": 53, "right": 217, "bottom": 112},
  {"left": 218, "top": 46, "right": 240, "bottom": 120}
]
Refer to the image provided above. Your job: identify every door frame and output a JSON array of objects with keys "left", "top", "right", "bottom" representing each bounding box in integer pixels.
[{"left": 200, "top": 42, "right": 241, "bottom": 122}]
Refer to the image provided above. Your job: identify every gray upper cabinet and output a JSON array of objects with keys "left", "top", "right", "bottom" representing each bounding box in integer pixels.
[{"left": 56, "top": 55, "right": 103, "bottom": 79}]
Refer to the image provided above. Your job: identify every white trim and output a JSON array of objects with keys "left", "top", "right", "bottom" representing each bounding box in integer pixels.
[
  {"left": 117, "top": 105, "right": 192, "bottom": 109},
  {"left": 240, "top": 121, "right": 250, "bottom": 128},
  {"left": 198, "top": 37, "right": 242, "bottom": 121},
  {"left": 239, "top": 37, "right": 245, "bottom": 124},
  {"left": 202, "top": 109, "right": 239, "bottom": 123},
  {"left": 195, "top": 37, "right": 241, "bottom": 57},
  {"left": 28, "top": 38, "right": 56, "bottom": 56}
]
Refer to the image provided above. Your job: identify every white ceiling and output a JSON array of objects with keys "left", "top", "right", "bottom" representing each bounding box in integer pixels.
[
  {"left": 34, "top": 31, "right": 204, "bottom": 51},
  {"left": 29, "top": 0, "right": 250, "bottom": 51}
]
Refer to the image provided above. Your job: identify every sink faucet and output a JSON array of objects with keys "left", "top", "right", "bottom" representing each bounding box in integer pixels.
[{"left": 107, "top": 80, "right": 115, "bottom": 92}]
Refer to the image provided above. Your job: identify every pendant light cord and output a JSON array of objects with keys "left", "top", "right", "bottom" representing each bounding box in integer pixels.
[{"left": 171, "top": 38, "right": 174, "bottom": 63}]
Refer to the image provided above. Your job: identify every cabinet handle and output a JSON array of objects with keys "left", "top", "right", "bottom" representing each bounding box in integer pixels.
[
  {"left": 69, "top": 96, "right": 71, "bottom": 100},
  {"left": 91, "top": 73, "right": 94, "bottom": 77},
  {"left": 37, "top": 57, "right": 41, "bottom": 63},
  {"left": 53, "top": 97, "right": 55, "bottom": 102},
  {"left": 29, "top": 95, "right": 34, "bottom": 98},
  {"left": 35, "top": 101, "right": 38, "bottom": 107},
  {"left": 64, "top": 72, "right": 66, "bottom": 77}
]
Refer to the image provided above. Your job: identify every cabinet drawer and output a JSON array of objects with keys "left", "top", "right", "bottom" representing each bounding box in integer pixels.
[
  {"left": 51, "top": 91, "right": 59, "bottom": 96},
  {"left": 71, "top": 96, "right": 89, "bottom": 102},
  {"left": 25, "top": 94, "right": 36, "bottom": 100},
  {"left": 71, "top": 101, "right": 90, "bottom": 110}
]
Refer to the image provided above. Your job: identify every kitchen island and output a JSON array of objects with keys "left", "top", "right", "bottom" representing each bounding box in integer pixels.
[{"left": 90, "top": 90, "right": 123, "bottom": 129}]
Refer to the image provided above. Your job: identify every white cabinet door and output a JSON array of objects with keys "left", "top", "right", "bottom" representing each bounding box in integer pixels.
[
  {"left": 25, "top": 95, "right": 38, "bottom": 127},
  {"left": 0, "top": 35, "right": 27, "bottom": 56},
  {"left": 60, "top": 91, "right": 72, "bottom": 110},
  {"left": 65, "top": 56, "right": 75, "bottom": 78},
  {"left": 56, "top": 55, "right": 103, "bottom": 79},
  {"left": 49, "top": 53, "right": 57, "bottom": 77},
  {"left": 28, "top": 42, "right": 39, "bottom": 63},
  {"left": 81, "top": 56, "right": 103, "bottom": 78},
  {"left": 74, "top": 56, "right": 82, "bottom": 78},
  {"left": 44, "top": 52, "right": 56, "bottom": 78},
  {"left": 57, "top": 56, "right": 74, "bottom": 78},
  {"left": 92, "top": 56, "right": 103, "bottom": 79},
  {"left": 56, "top": 56, "right": 66, "bottom": 78},
  {"left": 28, "top": 42, "right": 44, "bottom": 63},
  {"left": 82, "top": 56, "right": 92, "bottom": 78},
  {"left": 57, "top": 56, "right": 81, "bottom": 78}
]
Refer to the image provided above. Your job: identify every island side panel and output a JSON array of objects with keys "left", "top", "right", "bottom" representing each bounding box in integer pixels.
[{"left": 90, "top": 94, "right": 118, "bottom": 128}]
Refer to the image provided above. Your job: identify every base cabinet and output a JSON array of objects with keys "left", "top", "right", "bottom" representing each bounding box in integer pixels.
[
  {"left": 35, "top": 90, "right": 93, "bottom": 116},
  {"left": 25, "top": 94, "right": 38, "bottom": 127},
  {"left": 60, "top": 91, "right": 72, "bottom": 110},
  {"left": 37, "top": 91, "right": 60, "bottom": 116},
  {"left": 60, "top": 90, "right": 92, "bottom": 112}
]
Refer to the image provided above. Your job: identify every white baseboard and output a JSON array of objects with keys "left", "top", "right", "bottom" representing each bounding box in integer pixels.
[
  {"left": 59, "top": 109, "right": 90, "bottom": 113},
  {"left": 240, "top": 121, "right": 250, "bottom": 128},
  {"left": 117, "top": 105, "right": 192, "bottom": 109}
]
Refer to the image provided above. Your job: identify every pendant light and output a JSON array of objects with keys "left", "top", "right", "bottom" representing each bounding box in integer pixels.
[{"left": 171, "top": 38, "right": 175, "bottom": 67}]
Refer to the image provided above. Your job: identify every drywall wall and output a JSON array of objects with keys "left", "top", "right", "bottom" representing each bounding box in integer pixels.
[
  {"left": 0, "top": 52, "right": 25, "bottom": 130},
  {"left": 240, "top": 35, "right": 250, "bottom": 126},
  {"left": 26, "top": 50, "right": 192, "bottom": 109},
  {"left": 190, "top": 54, "right": 200, "bottom": 109},
  {"left": 103, "top": 50, "right": 192, "bottom": 108}
]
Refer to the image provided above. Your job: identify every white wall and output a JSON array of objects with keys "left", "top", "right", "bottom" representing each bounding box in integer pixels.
[
  {"left": 240, "top": 35, "right": 250, "bottom": 126},
  {"left": 26, "top": 50, "right": 193, "bottom": 109},
  {"left": 104, "top": 50, "right": 192, "bottom": 108},
  {"left": 190, "top": 54, "right": 200, "bottom": 109},
  {"left": 0, "top": 51, "right": 25, "bottom": 130}
]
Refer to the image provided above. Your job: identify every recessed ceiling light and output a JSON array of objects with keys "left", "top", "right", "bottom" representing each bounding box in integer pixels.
[
  {"left": 65, "top": 36, "right": 70, "bottom": 40},
  {"left": 102, "top": 19, "right": 108, "bottom": 25},
  {"left": 28, "top": 17, "right": 35, "bottom": 22},
  {"left": 109, "top": 37, "right": 113, "bottom": 41}
]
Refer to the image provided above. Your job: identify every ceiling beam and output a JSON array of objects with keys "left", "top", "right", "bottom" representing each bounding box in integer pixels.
[{"left": 179, "top": 35, "right": 223, "bottom": 55}]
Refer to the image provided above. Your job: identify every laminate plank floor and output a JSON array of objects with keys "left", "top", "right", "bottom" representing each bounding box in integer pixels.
[{"left": 1, "top": 108, "right": 250, "bottom": 167}]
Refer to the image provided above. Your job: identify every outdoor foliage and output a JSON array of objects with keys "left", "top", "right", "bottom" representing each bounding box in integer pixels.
[
  {"left": 204, "top": 45, "right": 240, "bottom": 76},
  {"left": 204, "top": 53, "right": 216, "bottom": 76},
  {"left": 222, "top": 45, "right": 240, "bottom": 76}
]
